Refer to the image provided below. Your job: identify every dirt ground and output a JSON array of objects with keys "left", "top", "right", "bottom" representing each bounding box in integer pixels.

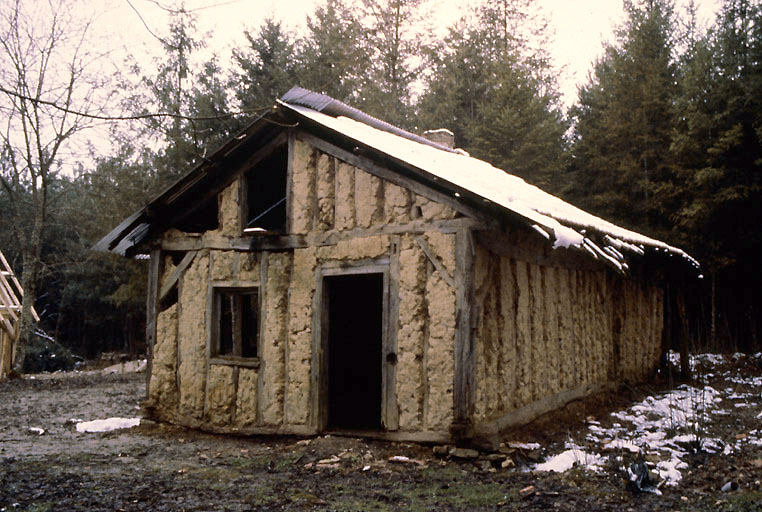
[{"left": 1, "top": 357, "right": 761, "bottom": 512}]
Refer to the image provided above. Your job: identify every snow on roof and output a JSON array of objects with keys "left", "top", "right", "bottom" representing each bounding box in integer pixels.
[{"left": 280, "top": 101, "right": 699, "bottom": 273}]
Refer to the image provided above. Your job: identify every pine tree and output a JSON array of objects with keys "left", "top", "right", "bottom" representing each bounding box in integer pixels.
[
  {"left": 233, "top": 17, "right": 299, "bottom": 111},
  {"left": 356, "top": 0, "right": 433, "bottom": 128},
  {"left": 297, "top": 0, "right": 367, "bottom": 102},
  {"left": 568, "top": 0, "right": 679, "bottom": 237},
  {"left": 417, "top": 0, "right": 567, "bottom": 187}
]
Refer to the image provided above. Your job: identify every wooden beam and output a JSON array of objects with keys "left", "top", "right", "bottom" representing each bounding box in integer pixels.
[
  {"left": 159, "top": 218, "right": 486, "bottom": 252},
  {"left": 415, "top": 236, "right": 455, "bottom": 289},
  {"left": 453, "top": 228, "right": 476, "bottom": 436},
  {"left": 158, "top": 251, "right": 197, "bottom": 303},
  {"left": 145, "top": 248, "right": 162, "bottom": 399},
  {"left": 0, "top": 250, "right": 38, "bottom": 322},
  {"left": 384, "top": 236, "right": 401, "bottom": 431}
]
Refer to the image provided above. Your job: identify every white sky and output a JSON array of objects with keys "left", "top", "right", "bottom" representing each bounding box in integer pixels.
[{"left": 96, "top": 0, "right": 723, "bottom": 108}]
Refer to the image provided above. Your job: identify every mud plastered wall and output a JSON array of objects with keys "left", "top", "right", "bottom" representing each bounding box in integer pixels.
[
  {"left": 150, "top": 137, "right": 462, "bottom": 435},
  {"left": 472, "top": 240, "right": 663, "bottom": 423},
  {"left": 283, "top": 139, "right": 460, "bottom": 433}
]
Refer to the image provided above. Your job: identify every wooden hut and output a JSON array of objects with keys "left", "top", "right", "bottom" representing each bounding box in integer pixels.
[
  {"left": 95, "top": 87, "right": 699, "bottom": 445},
  {"left": 0, "top": 249, "right": 38, "bottom": 379}
]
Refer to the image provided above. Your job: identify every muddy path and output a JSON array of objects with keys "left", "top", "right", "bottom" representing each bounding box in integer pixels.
[{"left": 1, "top": 364, "right": 761, "bottom": 511}]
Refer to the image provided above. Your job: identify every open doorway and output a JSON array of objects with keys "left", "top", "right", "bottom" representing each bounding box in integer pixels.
[{"left": 324, "top": 273, "right": 384, "bottom": 430}]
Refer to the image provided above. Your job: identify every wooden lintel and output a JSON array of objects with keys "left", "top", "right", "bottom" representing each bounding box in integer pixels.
[
  {"left": 158, "top": 251, "right": 197, "bottom": 303},
  {"left": 415, "top": 236, "right": 456, "bottom": 289},
  {"left": 160, "top": 218, "right": 486, "bottom": 253}
]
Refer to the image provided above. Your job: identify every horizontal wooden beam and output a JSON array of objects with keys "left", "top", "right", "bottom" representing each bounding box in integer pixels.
[{"left": 160, "top": 218, "right": 486, "bottom": 252}]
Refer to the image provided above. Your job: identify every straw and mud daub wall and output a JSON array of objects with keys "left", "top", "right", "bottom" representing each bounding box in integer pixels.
[
  {"left": 144, "top": 135, "right": 664, "bottom": 441},
  {"left": 471, "top": 232, "right": 663, "bottom": 438}
]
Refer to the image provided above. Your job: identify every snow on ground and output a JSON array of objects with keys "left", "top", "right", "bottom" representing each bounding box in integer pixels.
[
  {"left": 534, "top": 352, "right": 762, "bottom": 486},
  {"left": 76, "top": 417, "right": 141, "bottom": 433}
]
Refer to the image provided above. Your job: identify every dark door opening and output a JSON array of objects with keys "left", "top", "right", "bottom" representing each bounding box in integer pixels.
[{"left": 325, "top": 273, "right": 383, "bottom": 430}]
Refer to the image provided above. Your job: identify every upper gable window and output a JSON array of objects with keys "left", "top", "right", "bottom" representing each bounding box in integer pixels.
[{"left": 244, "top": 144, "right": 287, "bottom": 233}]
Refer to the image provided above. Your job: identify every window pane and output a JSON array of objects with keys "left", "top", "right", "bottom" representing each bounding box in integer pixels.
[
  {"left": 219, "top": 294, "right": 234, "bottom": 355},
  {"left": 240, "top": 291, "right": 258, "bottom": 358}
]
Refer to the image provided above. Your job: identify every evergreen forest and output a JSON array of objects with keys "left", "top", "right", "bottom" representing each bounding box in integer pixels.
[{"left": 1, "top": 0, "right": 760, "bottom": 371}]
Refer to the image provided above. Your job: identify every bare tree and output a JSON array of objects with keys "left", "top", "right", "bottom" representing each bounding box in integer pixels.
[{"left": 0, "top": 0, "right": 110, "bottom": 371}]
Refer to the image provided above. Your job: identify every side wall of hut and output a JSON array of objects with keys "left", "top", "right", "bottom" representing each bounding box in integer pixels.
[
  {"left": 471, "top": 229, "right": 664, "bottom": 437},
  {"left": 145, "top": 134, "right": 469, "bottom": 440}
]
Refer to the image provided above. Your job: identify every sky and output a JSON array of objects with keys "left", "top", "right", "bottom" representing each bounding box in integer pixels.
[{"left": 95, "top": 0, "right": 724, "bottom": 108}]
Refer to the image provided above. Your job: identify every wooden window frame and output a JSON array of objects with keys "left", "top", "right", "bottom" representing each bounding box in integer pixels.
[{"left": 210, "top": 286, "right": 260, "bottom": 368}]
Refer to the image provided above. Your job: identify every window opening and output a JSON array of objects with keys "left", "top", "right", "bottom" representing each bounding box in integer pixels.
[
  {"left": 244, "top": 145, "right": 287, "bottom": 233},
  {"left": 214, "top": 288, "right": 258, "bottom": 359}
]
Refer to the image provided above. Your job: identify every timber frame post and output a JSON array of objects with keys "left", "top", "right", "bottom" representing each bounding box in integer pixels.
[
  {"left": 452, "top": 228, "right": 476, "bottom": 440},
  {"left": 145, "top": 248, "right": 162, "bottom": 397}
]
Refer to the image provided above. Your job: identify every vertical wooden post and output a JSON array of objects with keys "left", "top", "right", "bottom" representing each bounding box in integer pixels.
[
  {"left": 145, "top": 248, "right": 162, "bottom": 399},
  {"left": 453, "top": 228, "right": 475, "bottom": 439},
  {"left": 384, "top": 236, "right": 401, "bottom": 431}
]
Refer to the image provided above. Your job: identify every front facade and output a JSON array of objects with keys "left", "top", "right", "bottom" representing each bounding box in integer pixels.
[{"left": 99, "top": 88, "right": 695, "bottom": 444}]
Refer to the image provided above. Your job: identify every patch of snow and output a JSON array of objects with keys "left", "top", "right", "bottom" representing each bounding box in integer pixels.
[
  {"left": 603, "top": 439, "right": 641, "bottom": 453},
  {"left": 535, "top": 444, "right": 606, "bottom": 473},
  {"left": 76, "top": 417, "right": 141, "bottom": 433},
  {"left": 507, "top": 441, "right": 540, "bottom": 450}
]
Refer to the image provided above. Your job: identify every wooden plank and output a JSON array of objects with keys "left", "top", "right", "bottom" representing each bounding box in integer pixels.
[
  {"left": 296, "top": 131, "right": 499, "bottom": 229},
  {"left": 415, "top": 236, "right": 455, "bottom": 289},
  {"left": 158, "top": 251, "right": 197, "bottom": 303},
  {"left": 453, "top": 228, "right": 476, "bottom": 435},
  {"left": 0, "top": 250, "right": 39, "bottom": 323},
  {"left": 209, "top": 357, "right": 261, "bottom": 369},
  {"left": 286, "top": 129, "right": 295, "bottom": 235},
  {"left": 309, "top": 266, "right": 325, "bottom": 429},
  {"left": 475, "top": 229, "right": 606, "bottom": 273},
  {"left": 159, "top": 218, "right": 486, "bottom": 252},
  {"left": 145, "top": 248, "right": 162, "bottom": 399},
  {"left": 384, "top": 236, "right": 401, "bottom": 431},
  {"left": 256, "top": 251, "right": 268, "bottom": 426}
]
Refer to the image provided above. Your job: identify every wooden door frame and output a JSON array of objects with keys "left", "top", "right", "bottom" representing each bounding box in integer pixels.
[{"left": 310, "top": 258, "right": 398, "bottom": 432}]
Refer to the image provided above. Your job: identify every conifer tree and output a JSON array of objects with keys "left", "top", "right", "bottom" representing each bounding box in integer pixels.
[
  {"left": 297, "top": 0, "right": 367, "bottom": 102},
  {"left": 356, "top": 0, "right": 433, "bottom": 128},
  {"left": 568, "top": 0, "right": 679, "bottom": 237},
  {"left": 233, "top": 17, "right": 299, "bottom": 111},
  {"left": 418, "top": 0, "right": 566, "bottom": 187}
]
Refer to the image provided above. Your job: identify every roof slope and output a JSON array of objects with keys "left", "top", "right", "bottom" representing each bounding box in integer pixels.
[
  {"left": 95, "top": 86, "right": 699, "bottom": 276},
  {"left": 278, "top": 88, "right": 699, "bottom": 274}
]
